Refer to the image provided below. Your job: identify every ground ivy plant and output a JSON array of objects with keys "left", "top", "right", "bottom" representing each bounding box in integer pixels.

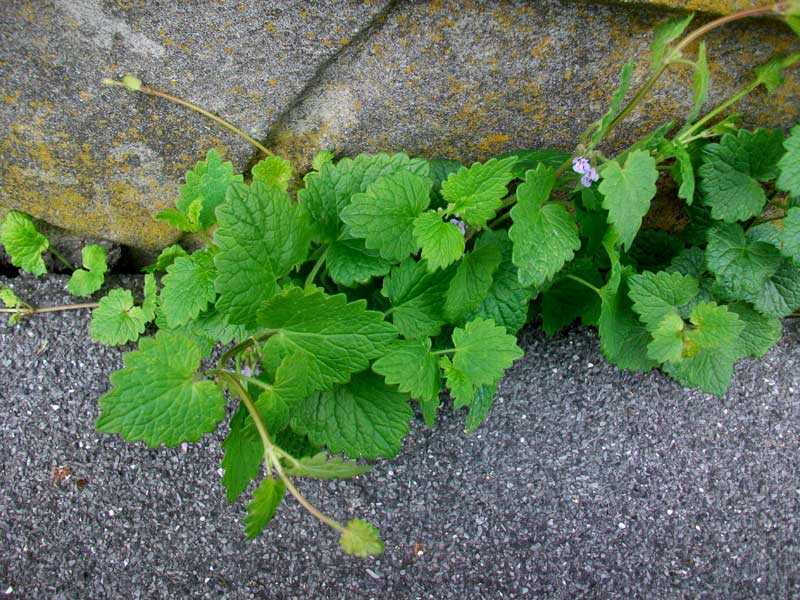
[{"left": 2, "top": 3, "right": 800, "bottom": 557}]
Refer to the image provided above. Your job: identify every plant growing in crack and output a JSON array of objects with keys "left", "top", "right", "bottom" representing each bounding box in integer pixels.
[{"left": 2, "top": 2, "right": 800, "bottom": 556}]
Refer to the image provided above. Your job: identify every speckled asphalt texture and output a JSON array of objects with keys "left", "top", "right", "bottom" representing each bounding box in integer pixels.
[{"left": 1, "top": 274, "right": 799, "bottom": 599}]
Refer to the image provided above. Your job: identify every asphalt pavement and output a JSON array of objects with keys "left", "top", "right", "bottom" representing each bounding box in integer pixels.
[{"left": 1, "top": 274, "right": 799, "bottom": 599}]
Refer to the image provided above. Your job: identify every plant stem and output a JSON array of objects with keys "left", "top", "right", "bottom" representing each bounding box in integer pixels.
[
  {"left": 222, "top": 372, "right": 344, "bottom": 532},
  {"left": 487, "top": 210, "right": 513, "bottom": 230},
  {"left": 431, "top": 348, "right": 455, "bottom": 356},
  {"left": 305, "top": 247, "right": 329, "bottom": 289},
  {"left": 103, "top": 78, "right": 273, "bottom": 157},
  {"left": 49, "top": 247, "right": 75, "bottom": 271},
  {"left": 217, "top": 330, "right": 275, "bottom": 369},
  {"left": 677, "top": 82, "right": 756, "bottom": 144},
  {"left": 0, "top": 302, "right": 99, "bottom": 314},
  {"left": 565, "top": 274, "right": 602, "bottom": 296}
]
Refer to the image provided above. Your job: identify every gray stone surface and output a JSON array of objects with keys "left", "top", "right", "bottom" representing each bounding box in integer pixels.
[
  {"left": 1, "top": 274, "right": 799, "bottom": 599},
  {"left": 1, "top": 0, "right": 798, "bottom": 253}
]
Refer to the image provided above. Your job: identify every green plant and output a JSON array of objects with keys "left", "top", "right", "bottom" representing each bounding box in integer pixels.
[{"left": 2, "top": 2, "right": 800, "bottom": 557}]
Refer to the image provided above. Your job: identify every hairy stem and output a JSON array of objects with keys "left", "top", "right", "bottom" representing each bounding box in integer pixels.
[
  {"left": 217, "top": 330, "right": 275, "bottom": 370},
  {"left": 103, "top": 77, "right": 273, "bottom": 157},
  {"left": 678, "top": 82, "right": 757, "bottom": 144},
  {"left": 0, "top": 302, "right": 99, "bottom": 314},
  {"left": 304, "top": 247, "right": 329, "bottom": 289},
  {"left": 565, "top": 274, "right": 602, "bottom": 296}
]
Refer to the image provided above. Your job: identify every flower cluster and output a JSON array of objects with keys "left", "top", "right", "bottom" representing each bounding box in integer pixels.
[
  {"left": 572, "top": 156, "right": 599, "bottom": 188},
  {"left": 449, "top": 218, "right": 467, "bottom": 236}
]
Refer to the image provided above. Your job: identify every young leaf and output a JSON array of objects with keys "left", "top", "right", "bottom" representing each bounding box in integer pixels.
[
  {"left": 699, "top": 129, "right": 785, "bottom": 222},
  {"left": 647, "top": 312, "right": 685, "bottom": 363},
  {"left": 141, "top": 273, "right": 158, "bottom": 323},
  {"left": 509, "top": 164, "right": 580, "bottom": 287},
  {"left": 598, "top": 149, "right": 658, "bottom": 250},
  {"left": 339, "top": 519, "right": 384, "bottom": 557},
  {"left": 155, "top": 206, "right": 202, "bottom": 233},
  {"left": 745, "top": 259, "right": 800, "bottom": 318},
  {"left": 440, "top": 355, "right": 475, "bottom": 409},
  {"left": 672, "top": 142, "right": 696, "bottom": 203},
  {"left": 257, "top": 287, "right": 397, "bottom": 392},
  {"left": 627, "top": 271, "right": 699, "bottom": 330},
  {"left": 283, "top": 452, "right": 372, "bottom": 479},
  {"left": 651, "top": 13, "right": 694, "bottom": 71},
  {"left": 244, "top": 477, "right": 286, "bottom": 540},
  {"left": 382, "top": 258, "right": 453, "bottom": 338},
  {"left": 371, "top": 337, "right": 442, "bottom": 427},
  {"left": 290, "top": 371, "right": 412, "bottom": 459},
  {"left": 428, "top": 157, "right": 464, "bottom": 207},
  {"left": 221, "top": 403, "right": 263, "bottom": 503},
  {"left": 590, "top": 60, "right": 633, "bottom": 149},
  {"left": 777, "top": 124, "right": 800, "bottom": 197},
  {"left": 340, "top": 171, "right": 431, "bottom": 262},
  {"left": 469, "top": 230, "right": 534, "bottom": 334},
  {"left": 96, "top": 331, "right": 227, "bottom": 446},
  {"left": 251, "top": 156, "right": 293, "bottom": 190},
  {"left": 413, "top": 212, "right": 465, "bottom": 271},
  {"left": 253, "top": 352, "right": 314, "bottom": 433},
  {"left": 441, "top": 157, "right": 517, "bottom": 227},
  {"left": 214, "top": 182, "right": 311, "bottom": 328},
  {"left": 311, "top": 149, "right": 335, "bottom": 172},
  {"left": 687, "top": 41, "right": 709, "bottom": 124},
  {"left": 0, "top": 286, "right": 23, "bottom": 308},
  {"left": 177, "top": 148, "right": 243, "bottom": 229},
  {"left": 160, "top": 251, "right": 216, "bottom": 328},
  {"left": 754, "top": 52, "right": 800, "bottom": 93},
  {"left": 464, "top": 382, "right": 498, "bottom": 433},
  {"left": 451, "top": 318, "right": 524, "bottom": 389},
  {"left": 0, "top": 210, "right": 49, "bottom": 276},
  {"left": 444, "top": 244, "right": 502, "bottom": 322},
  {"left": 143, "top": 244, "right": 188, "bottom": 274},
  {"left": 706, "top": 223, "right": 783, "bottom": 299},
  {"left": 782, "top": 207, "right": 800, "bottom": 264},
  {"left": 67, "top": 244, "right": 108, "bottom": 297},
  {"left": 90, "top": 288, "right": 147, "bottom": 345},
  {"left": 326, "top": 238, "right": 391, "bottom": 287},
  {"left": 301, "top": 153, "right": 429, "bottom": 243}
]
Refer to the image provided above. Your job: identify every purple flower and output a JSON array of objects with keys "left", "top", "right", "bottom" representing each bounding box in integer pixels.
[
  {"left": 573, "top": 156, "right": 599, "bottom": 188},
  {"left": 449, "top": 218, "right": 467, "bottom": 236}
]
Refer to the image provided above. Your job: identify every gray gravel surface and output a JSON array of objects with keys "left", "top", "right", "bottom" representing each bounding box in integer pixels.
[{"left": 1, "top": 274, "right": 799, "bottom": 600}]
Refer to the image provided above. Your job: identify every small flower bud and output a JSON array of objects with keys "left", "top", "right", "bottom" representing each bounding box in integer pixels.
[
  {"left": 449, "top": 218, "right": 467, "bottom": 236},
  {"left": 121, "top": 74, "right": 143, "bottom": 92}
]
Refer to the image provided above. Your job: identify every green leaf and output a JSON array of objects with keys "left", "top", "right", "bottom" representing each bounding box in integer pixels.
[
  {"left": 0, "top": 210, "right": 48, "bottom": 276},
  {"left": 141, "top": 273, "right": 158, "bottom": 323},
  {"left": 667, "top": 247, "right": 706, "bottom": 279},
  {"left": 155, "top": 204, "right": 202, "bottom": 233},
  {"left": 67, "top": 244, "right": 107, "bottom": 297},
  {"left": 540, "top": 260, "right": 603, "bottom": 336},
  {"left": 160, "top": 251, "right": 217, "bottom": 328},
  {"left": 469, "top": 230, "right": 533, "bottom": 334},
  {"left": 651, "top": 13, "right": 694, "bottom": 71},
  {"left": 440, "top": 354, "right": 475, "bottom": 409},
  {"left": 251, "top": 156, "right": 293, "bottom": 190},
  {"left": 283, "top": 452, "right": 372, "bottom": 479},
  {"left": 777, "top": 124, "right": 800, "bottom": 197},
  {"left": 699, "top": 129, "right": 785, "bottom": 222},
  {"left": 662, "top": 302, "right": 744, "bottom": 396},
  {"left": 382, "top": 258, "right": 453, "bottom": 338},
  {"left": 257, "top": 287, "right": 397, "bottom": 392},
  {"left": 413, "top": 211, "right": 465, "bottom": 271},
  {"left": 688, "top": 41, "right": 709, "bottom": 125},
  {"left": 0, "top": 286, "right": 23, "bottom": 308},
  {"left": 428, "top": 158, "right": 463, "bottom": 208},
  {"left": 221, "top": 403, "right": 263, "bottom": 503},
  {"left": 782, "top": 207, "right": 800, "bottom": 263},
  {"left": 706, "top": 223, "right": 783, "bottom": 298},
  {"left": 444, "top": 244, "right": 502, "bottom": 322},
  {"left": 326, "top": 238, "right": 391, "bottom": 287},
  {"left": 673, "top": 142, "right": 696, "bottom": 203},
  {"left": 442, "top": 157, "right": 517, "bottom": 227},
  {"left": 464, "top": 382, "right": 498, "bottom": 433},
  {"left": 90, "top": 288, "right": 147, "bottom": 345},
  {"left": 311, "top": 149, "right": 335, "bottom": 172},
  {"left": 498, "top": 148, "right": 571, "bottom": 180},
  {"left": 300, "top": 152, "right": 429, "bottom": 243},
  {"left": 727, "top": 302, "right": 782, "bottom": 359},
  {"left": 176, "top": 148, "right": 243, "bottom": 229},
  {"left": 451, "top": 318, "right": 524, "bottom": 388},
  {"left": 253, "top": 352, "right": 314, "bottom": 433},
  {"left": 648, "top": 312, "right": 685, "bottom": 363},
  {"left": 143, "top": 244, "right": 188, "bottom": 274},
  {"left": 214, "top": 182, "right": 311, "bottom": 328},
  {"left": 339, "top": 519, "right": 384, "bottom": 557},
  {"left": 96, "top": 331, "right": 226, "bottom": 446},
  {"left": 598, "top": 262, "right": 659, "bottom": 372},
  {"left": 754, "top": 52, "right": 800, "bottom": 93},
  {"left": 598, "top": 149, "right": 658, "bottom": 250},
  {"left": 627, "top": 271, "right": 699, "bottom": 329},
  {"left": 509, "top": 164, "right": 579, "bottom": 287},
  {"left": 746, "top": 258, "right": 800, "bottom": 318},
  {"left": 590, "top": 60, "right": 633, "bottom": 149},
  {"left": 372, "top": 337, "right": 442, "bottom": 427},
  {"left": 291, "top": 371, "right": 412, "bottom": 459},
  {"left": 341, "top": 171, "right": 431, "bottom": 261},
  {"left": 244, "top": 477, "right": 285, "bottom": 540}
]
